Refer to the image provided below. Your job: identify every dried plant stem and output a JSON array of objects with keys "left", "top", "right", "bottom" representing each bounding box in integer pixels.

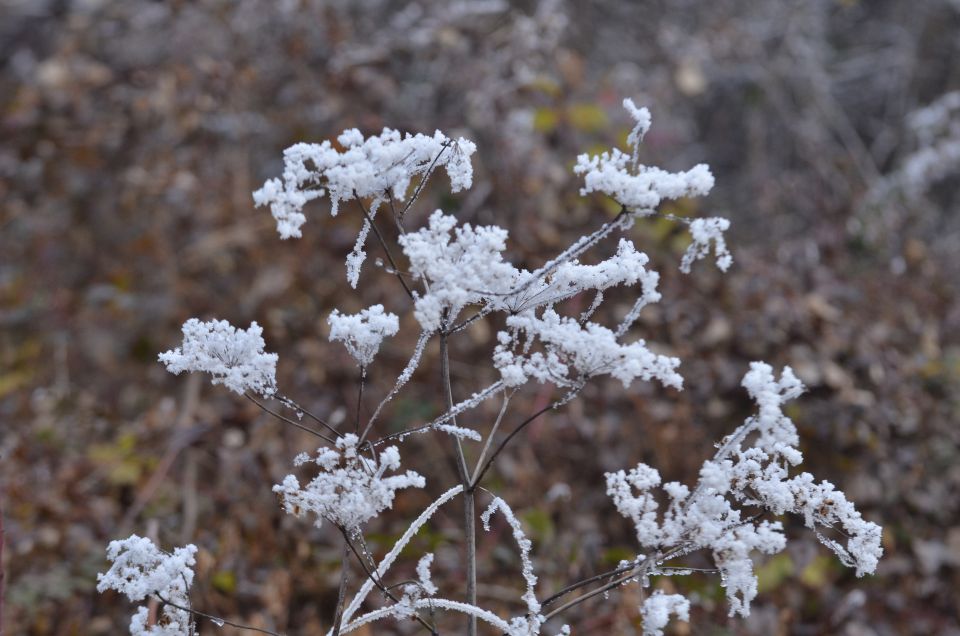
[
  {"left": 356, "top": 195, "right": 415, "bottom": 301},
  {"left": 439, "top": 325, "right": 476, "bottom": 636},
  {"left": 339, "top": 529, "right": 438, "bottom": 635},
  {"left": 331, "top": 540, "right": 351, "bottom": 636},
  {"left": 154, "top": 593, "right": 283, "bottom": 636},
  {"left": 275, "top": 393, "right": 340, "bottom": 438},
  {"left": 470, "top": 390, "right": 512, "bottom": 486},
  {"left": 355, "top": 368, "right": 366, "bottom": 435},
  {"left": 244, "top": 393, "right": 335, "bottom": 443}
]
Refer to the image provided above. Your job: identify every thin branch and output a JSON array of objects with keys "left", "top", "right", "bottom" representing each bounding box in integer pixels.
[
  {"left": 386, "top": 190, "right": 406, "bottom": 235},
  {"left": 356, "top": 195, "right": 415, "bottom": 301},
  {"left": 540, "top": 561, "right": 643, "bottom": 608},
  {"left": 448, "top": 307, "right": 493, "bottom": 334},
  {"left": 356, "top": 368, "right": 366, "bottom": 435},
  {"left": 276, "top": 393, "right": 341, "bottom": 438},
  {"left": 359, "top": 330, "right": 433, "bottom": 444},
  {"left": 154, "top": 593, "right": 283, "bottom": 636},
  {"left": 244, "top": 393, "right": 335, "bottom": 443},
  {"left": 440, "top": 323, "right": 477, "bottom": 636},
  {"left": 372, "top": 381, "right": 504, "bottom": 446},
  {"left": 400, "top": 142, "right": 451, "bottom": 219},
  {"left": 469, "top": 382, "right": 582, "bottom": 491},
  {"left": 469, "top": 390, "right": 513, "bottom": 486},
  {"left": 542, "top": 569, "right": 641, "bottom": 622},
  {"left": 331, "top": 540, "right": 351, "bottom": 636},
  {"left": 339, "top": 529, "right": 439, "bottom": 635}
]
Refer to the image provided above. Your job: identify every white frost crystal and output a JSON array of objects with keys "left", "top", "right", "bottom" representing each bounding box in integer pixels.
[
  {"left": 679, "top": 217, "right": 733, "bottom": 273},
  {"left": 493, "top": 307, "right": 683, "bottom": 390},
  {"left": 97, "top": 535, "right": 197, "bottom": 636},
  {"left": 641, "top": 591, "right": 690, "bottom": 636},
  {"left": 273, "top": 434, "right": 425, "bottom": 530},
  {"left": 574, "top": 101, "right": 714, "bottom": 211},
  {"left": 328, "top": 304, "right": 400, "bottom": 367},
  {"left": 399, "top": 210, "right": 521, "bottom": 331},
  {"left": 607, "top": 363, "right": 882, "bottom": 622},
  {"left": 253, "top": 128, "right": 476, "bottom": 239},
  {"left": 159, "top": 318, "right": 278, "bottom": 397}
]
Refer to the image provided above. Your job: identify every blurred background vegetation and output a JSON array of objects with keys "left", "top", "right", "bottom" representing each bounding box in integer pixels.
[{"left": 1, "top": 0, "right": 959, "bottom": 633}]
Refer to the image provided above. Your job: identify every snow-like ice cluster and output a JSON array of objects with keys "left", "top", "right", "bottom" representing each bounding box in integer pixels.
[
  {"left": 159, "top": 319, "right": 277, "bottom": 397},
  {"left": 273, "top": 433, "right": 425, "bottom": 531},
  {"left": 97, "top": 536, "right": 197, "bottom": 636},
  {"left": 328, "top": 304, "right": 400, "bottom": 367}
]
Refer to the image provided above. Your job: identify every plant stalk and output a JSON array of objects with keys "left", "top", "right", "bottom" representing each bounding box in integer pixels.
[{"left": 439, "top": 325, "right": 476, "bottom": 636}]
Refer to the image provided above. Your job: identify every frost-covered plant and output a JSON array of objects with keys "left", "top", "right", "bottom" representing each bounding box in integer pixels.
[
  {"left": 97, "top": 536, "right": 197, "bottom": 636},
  {"left": 158, "top": 318, "right": 277, "bottom": 397},
  {"left": 327, "top": 305, "right": 400, "bottom": 368},
  {"left": 100, "top": 99, "right": 881, "bottom": 635},
  {"left": 273, "top": 433, "right": 425, "bottom": 531}
]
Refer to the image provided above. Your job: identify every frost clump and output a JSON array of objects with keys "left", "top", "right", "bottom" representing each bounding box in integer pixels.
[
  {"left": 273, "top": 433, "right": 425, "bottom": 531},
  {"left": 399, "top": 210, "right": 522, "bottom": 331},
  {"left": 97, "top": 536, "right": 197, "bottom": 636},
  {"left": 574, "top": 99, "right": 714, "bottom": 211},
  {"left": 607, "top": 363, "right": 882, "bottom": 623},
  {"left": 493, "top": 307, "right": 683, "bottom": 390},
  {"left": 159, "top": 319, "right": 278, "bottom": 397},
  {"left": 253, "top": 128, "right": 476, "bottom": 239},
  {"left": 328, "top": 304, "right": 400, "bottom": 367},
  {"left": 641, "top": 591, "right": 690, "bottom": 636},
  {"left": 680, "top": 217, "right": 733, "bottom": 273}
]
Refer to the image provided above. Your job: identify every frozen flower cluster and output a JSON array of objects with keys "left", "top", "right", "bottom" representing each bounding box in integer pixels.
[
  {"left": 97, "top": 536, "right": 197, "bottom": 636},
  {"left": 640, "top": 592, "right": 690, "bottom": 636},
  {"left": 159, "top": 318, "right": 278, "bottom": 397},
  {"left": 680, "top": 217, "right": 733, "bottom": 273},
  {"left": 574, "top": 99, "right": 715, "bottom": 211},
  {"left": 606, "top": 363, "right": 883, "bottom": 625},
  {"left": 399, "top": 211, "right": 521, "bottom": 331},
  {"left": 253, "top": 128, "right": 477, "bottom": 239},
  {"left": 328, "top": 304, "right": 400, "bottom": 367},
  {"left": 273, "top": 433, "right": 425, "bottom": 531},
  {"left": 493, "top": 307, "right": 682, "bottom": 390},
  {"left": 112, "top": 97, "right": 883, "bottom": 636}
]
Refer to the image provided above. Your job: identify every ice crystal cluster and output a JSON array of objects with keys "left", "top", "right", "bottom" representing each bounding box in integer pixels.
[
  {"left": 100, "top": 98, "right": 882, "bottom": 635},
  {"left": 328, "top": 304, "right": 400, "bottom": 367},
  {"left": 97, "top": 536, "right": 197, "bottom": 636},
  {"left": 158, "top": 318, "right": 277, "bottom": 397},
  {"left": 606, "top": 363, "right": 882, "bottom": 617},
  {"left": 273, "top": 433, "right": 425, "bottom": 531}
]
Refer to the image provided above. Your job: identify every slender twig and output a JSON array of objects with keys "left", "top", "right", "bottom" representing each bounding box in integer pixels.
[
  {"left": 356, "top": 195, "right": 415, "bottom": 301},
  {"left": 331, "top": 540, "right": 351, "bottom": 636},
  {"left": 276, "top": 393, "right": 340, "bottom": 438},
  {"left": 469, "top": 390, "right": 513, "bottom": 486},
  {"left": 448, "top": 307, "right": 493, "bottom": 334},
  {"left": 386, "top": 190, "right": 406, "bottom": 235},
  {"left": 356, "top": 368, "right": 366, "bottom": 435},
  {"left": 371, "top": 380, "right": 504, "bottom": 446},
  {"left": 154, "top": 593, "right": 283, "bottom": 636},
  {"left": 540, "top": 561, "right": 643, "bottom": 608},
  {"left": 439, "top": 322, "right": 476, "bottom": 636},
  {"left": 339, "top": 529, "right": 439, "bottom": 635},
  {"left": 359, "top": 330, "right": 433, "bottom": 444},
  {"left": 244, "top": 394, "right": 335, "bottom": 444},
  {"left": 400, "top": 142, "right": 451, "bottom": 219},
  {"left": 542, "top": 566, "right": 647, "bottom": 621},
  {"left": 470, "top": 377, "right": 587, "bottom": 490}
]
